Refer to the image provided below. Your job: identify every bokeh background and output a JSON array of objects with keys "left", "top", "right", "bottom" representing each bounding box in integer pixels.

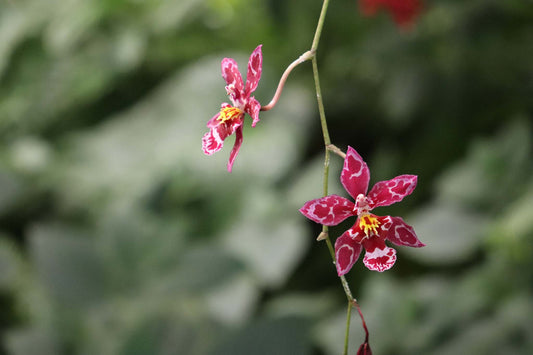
[{"left": 0, "top": 0, "right": 532, "bottom": 354}]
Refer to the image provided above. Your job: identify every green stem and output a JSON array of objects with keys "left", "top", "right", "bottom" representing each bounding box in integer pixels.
[
  {"left": 344, "top": 301, "right": 353, "bottom": 355},
  {"left": 309, "top": 2, "right": 360, "bottom": 354},
  {"left": 311, "top": 0, "right": 332, "bottom": 52}
]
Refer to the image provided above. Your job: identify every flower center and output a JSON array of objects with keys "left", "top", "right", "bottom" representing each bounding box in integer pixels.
[
  {"left": 359, "top": 214, "right": 380, "bottom": 237},
  {"left": 218, "top": 106, "right": 243, "bottom": 124},
  {"left": 355, "top": 194, "right": 371, "bottom": 215}
]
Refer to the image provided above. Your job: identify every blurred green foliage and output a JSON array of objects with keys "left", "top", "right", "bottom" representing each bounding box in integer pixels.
[{"left": 0, "top": 0, "right": 532, "bottom": 354}]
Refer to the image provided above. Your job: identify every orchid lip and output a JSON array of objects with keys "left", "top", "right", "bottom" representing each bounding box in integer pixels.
[
  {"left": 359, "top": 214, "right": 380, "bottom": 237},
  {"left": 217, "top": 106, "right": 243, "bottom": 124}
]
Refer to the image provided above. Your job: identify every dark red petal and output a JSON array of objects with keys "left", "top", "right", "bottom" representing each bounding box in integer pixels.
[
  {"left": 245, "top": 45, "right": 263, "bottom": 97},
  {"left": 245, "top": 97, "right": 261, "bottom": 127},
  {"left": 341, "top": 146, "right": 370, "bottom": 199},
  {"left": 385, "top": 216, "right": 425, "bottom": 247},
  {"left": 227, "top": 125, "right": 244, "bottom": 172},
  {"left": 335, "top": 231, "right": 363, "bottom": 276},
  {"left": 299, "top": 195, "right": 355, "bottom": 226},
  {"left": 367, "top": 174, "right": 417, "bottom": 208},
  {"left": 221, "top": 58, "right": 244, "bottom": 105},
  {"left": 362, "top": 237, "right": 396, "bottom": 272}
]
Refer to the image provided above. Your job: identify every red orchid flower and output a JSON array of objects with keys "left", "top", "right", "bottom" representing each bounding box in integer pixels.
[
  {"left": 359, "top": 0, "right": 422, "bottom": 28},
  {"left": 202, "top": 45, "right": 263, "bottom": 172},
  {"left": 300, "top": 146, "right": 424, "bottom": 275}
]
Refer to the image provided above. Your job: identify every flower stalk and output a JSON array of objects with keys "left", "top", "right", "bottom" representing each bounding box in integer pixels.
[
  {"left": 307, "top": 1, "right": 359, "bottom": 354},
  {"left": 260, "top": 50, "right": 315, "bottom": 112}
]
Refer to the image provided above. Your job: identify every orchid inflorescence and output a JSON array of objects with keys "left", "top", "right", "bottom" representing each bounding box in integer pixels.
[{"left": 201, "top": 1, "right": 425, "bottom": 354}]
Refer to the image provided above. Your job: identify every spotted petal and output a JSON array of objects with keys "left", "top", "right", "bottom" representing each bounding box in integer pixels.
[
  {"left": 299, "top": 195, "right": 355, "bottom": 226},
  {"left": 202, "top": 112, "right": 243, "bottom": 157},
  {"left": 367, "top": 174, "right": 417, "bottom": 209},
  {"left": 202, "top": 128, "right": 224, "bottom": 155},
  {"left": 245, "top": 45, "right": 262, "bottom": 97},
  {"left": 245, "top": 97, "right": 261, "bottom": 127},
  {"left": 341, "top": 146, "right": 370, "bottom": 199},
  {"left": 221, "top": 58, "right": 244, "bottom": 105},
  {"left": 362, "top": 237, "right": 397, "bottom": 272},
  {"left": 385, "top": 216, "right": 425, "bottom": 247},
  {"left": 335, "top": 231, "right": 363, "bottom": 276}
]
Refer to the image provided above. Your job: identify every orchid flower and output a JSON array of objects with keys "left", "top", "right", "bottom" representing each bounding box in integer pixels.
[
  {"left": 300, "top": 146, "right": 425, "bottom": 275},
  {"left": 202, "top": 45, "right": 263, "bottom": 172}
]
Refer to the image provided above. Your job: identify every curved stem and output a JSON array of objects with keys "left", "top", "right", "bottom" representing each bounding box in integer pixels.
[
  {"left": 353, "top": 300, "right": 370, "bottom": 345},
  {"left": 261, "top": 50, "right": 314, "bottom": 111},
  {"left": 261, "top": 0, "right": 330, "bottom": 112}
]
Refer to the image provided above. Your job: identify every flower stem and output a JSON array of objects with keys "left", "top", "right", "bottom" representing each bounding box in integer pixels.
[
  {"left": 353, "top": 300, "right": 370, "bottom": 346},
  {"left": 327, "top": 143, "right": 347, "bottom": 159},
  {"left": 344, "top": 301, "right": 353, "bottom": 355},
  {"left": 261, "top": 50, "right": 314, "bottom": 112},
  {"left": 308, "top": 2, "right": 364, "bottom": 355},
  {"left": 311, "top": 0, "right": 332, "bottom": 52},
  {"left": 258, "top": 0, "right": 366, "bottom": 352}
]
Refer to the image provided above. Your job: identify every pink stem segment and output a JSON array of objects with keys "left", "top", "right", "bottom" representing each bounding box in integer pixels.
[{"left": 260, "top": 50, "right": 315, "bottom": 111}]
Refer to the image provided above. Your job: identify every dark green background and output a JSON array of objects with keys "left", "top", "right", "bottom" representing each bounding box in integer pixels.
[{"left": 0, "top": 0, "right": 532, "bottom": 354}]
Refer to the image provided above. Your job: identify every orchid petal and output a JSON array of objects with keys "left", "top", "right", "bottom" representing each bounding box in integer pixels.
[
  {"left": 385, "top": 216, "right": 425, "bottom": 247},
  {"left": 245, "top": 45, "right": 262, "bottom": 97},
  {"left": 335, "top": 231, "right": 363, "bottom": 276},
  {"left": 206, "top": 104, "right": 231, "bottom": 128},
  {"left": 299, "top": 195, "right": 355, "bottom": 226},
  {"left": 341, "top": 146, "right": 370, "bottom": 199},
  {"left": 221, "top": 58, "right": 244, "bottom": 105},
  {"left": 202, "top": 128, "right": 224, "bottom": 155},
  {"left": 245, "top": 97, "right": 261, "bottom": 127},
  {"left": 202, "top": 113, "right": 243, "bottom": 157},
  {"left": 362, "top": 237, "right": 397, "bottom": 272},
  {"left": 227, "top": 125, "right": 244, "bottom": 172},
  {"left": 367, "top": 174, "right": 417, "bottom": 208}
]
